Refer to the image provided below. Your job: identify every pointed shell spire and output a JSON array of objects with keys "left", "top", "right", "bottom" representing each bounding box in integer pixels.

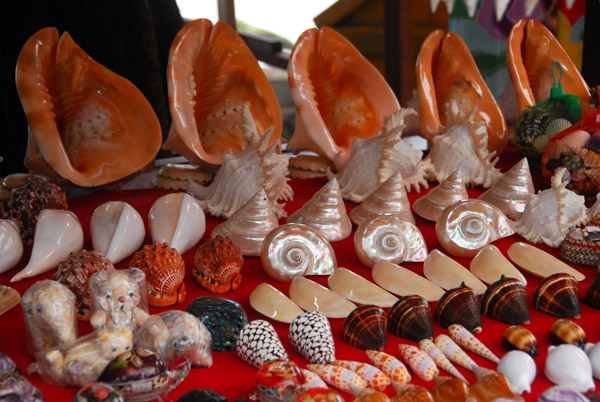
[{"left": 412, "top": 169, "right": 469, "bottom": 222}]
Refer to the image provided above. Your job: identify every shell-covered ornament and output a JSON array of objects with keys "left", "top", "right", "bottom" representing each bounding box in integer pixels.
[
  {"left": 435, "top": 283, "right": 482, "bottom": 333},
  {"left": 480, "top": 275, "right": 530, "bottom": 325},
  {"left": 236, "top": 319, "right": 288, "bottom": 368},
  {"left": 412, "top": 169, "right": 469, "bottom": 222},
  {"left": 0, "top": 220, "right": 23, "bottom": 275},
  {"left": 289, "top": 277, "right": 356, "bottom": 319},
  {"left": 249, "top": 283, "right": 303, "bottom": 324},
  {"left": 533, "top": 273, "right": 581, "bottom": 318},
  {"left": 503, "top": 325, "right": 539, "bottom": 357},
  {"left": 289, "top": 310, "right": 335, "bottom": 365},
  {"left": 327, "top": 267, "right": 398, "bottom": 307},
  {"left": 342, "top": 305, "right": 387, "bottom": 351},
  {"left": 387, "top": 295, "right": 433, "bottom": 342},
  {"left": 193, "top": 235, "right": 243, "bottom": 293}
]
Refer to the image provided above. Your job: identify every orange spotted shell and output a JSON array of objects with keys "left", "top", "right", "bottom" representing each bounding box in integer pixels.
[
  {"left": 193, "top": 235, "right": 243, "bottom": 293},
  {"left": 129, "top": 242, "right": 186, "bottom": 308}
]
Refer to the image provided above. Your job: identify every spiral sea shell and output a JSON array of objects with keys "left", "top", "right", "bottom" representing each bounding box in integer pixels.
[
  {"left": 342, "top": 305, "right": 387, "bottom": 351},
  {"left": 480, "top": 276, "right": 530, "bottom": 325},
  {"left": 261, "top": 223, "right": 336, "bottom": 283},
  {"left": 193, "top": 236, "right": 243, "bottom": 294},
  {"left": 412, "top": 169, "right": 469, "bottom": 222},
  {"left": 550, "top": 319, "right": 586, "bottom": 348},
  {"left": 435, "top": 283, "right": 482, "bottom": 333},
  {"left": 533, "top": 273, "right": 581, "bottom": 319},
  {"left": 502, "top": 325, "right": 538, "bottom": 357},
  {"left": 387, "top": 295, "right": 433, "bottom": 342}
]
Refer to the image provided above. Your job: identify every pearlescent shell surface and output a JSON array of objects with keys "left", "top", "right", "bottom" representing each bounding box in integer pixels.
[
  {"left": 261, "top": 223, "right": 337, "bottom": 283},
  {"left": 249, "top": 283, "right": 303, "bottom": 323},
  {"left": 289, "top": 276, "right": 357, "bottom": 319},
  {"left": 470, "top": 245, "right": 527, "bottom": 286},
  {"left": 0, "top": 220, "right": 23, "bottom": 275},
  {"left": 507, "top": 242, "right": 585, "bottom": 281},
  {"left": 372, "top": 261, "right": 444, "bottom": 302},
  {"left": 327, "top": 267, "right": 398, "bottom": 307},
  {"left": 412, "top": 169, "right": 468, "bottom": 222},
  {"left": 423, "top": 250, "right": 487, "bottom": 295}
]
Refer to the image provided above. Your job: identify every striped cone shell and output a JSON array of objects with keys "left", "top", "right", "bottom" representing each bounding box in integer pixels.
[
  {"left": 448, "top": 324, "right": 500, "bottom": 364},
  {"left": 533, "top": 273, "right": 581, "bottom": 318},
  {"left": 289, "top": 310, "right": 335, "bottom": 364},
  {"left": 583, "top": 270, "right": 600, "bottom": 310},
  {"left": 387, "top": 295, "right": 433, "bottom": 342},
  {"left": 236, "top": 320, "right": 288, "bottom": 368},
  {"left": 435, "top": 283, "right": 482, "bottom": 333},
  {"left": 419, "top": 338, "right": 468, "bottom": 383},
  {"left": 434, "top": 334, "right": 477, "bottom": 372},
  {"left": 366, "top": 350, "right": 411, "bottom": 384},
  {"left": 306, "top": 364, "right": 366, "bottom": 393},
  {"left": 342, "top": 305, "right": 387, "bottom": 351},
  {"left": 332, "top": 360, "right": 390, "bottom": 391},
  {"left": 481, "top": 275, "right": 530, "bottom": 325},
  {"left": 398, "top": 344, "right": 439, "bottom": 381}
]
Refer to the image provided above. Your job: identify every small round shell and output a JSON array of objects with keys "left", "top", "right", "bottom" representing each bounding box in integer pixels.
[
  {"left": 549, "top": 319, "right": 586, "bottom": 349},
  {"left": 502, "top": 325, "right": 538, "bottom": 357}
]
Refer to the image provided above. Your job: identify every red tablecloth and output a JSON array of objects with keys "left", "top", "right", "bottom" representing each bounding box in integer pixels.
[{"left": 1, "top": 147, "right": 600, "bottom": 402}]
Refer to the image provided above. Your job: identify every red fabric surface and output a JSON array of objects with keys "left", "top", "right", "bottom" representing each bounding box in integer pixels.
[{"left": 1, "top": 146, "right": 600, "bottom": 401}]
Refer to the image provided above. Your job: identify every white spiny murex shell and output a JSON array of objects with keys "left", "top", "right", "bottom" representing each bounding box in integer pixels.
[
  {"left": 328, "top": 108, "right": 433, "bottom": 202},
  {"left": 211, "top": 188, "right": 279, "bottom": 256},
  {"left": 354, "top": 214, "right": 427, "bottom": 268},
  {"left": 188, "top": 104, "right": 293, "bottom": 218},
  {"left": 478, "top": 157, "right": 535, "bottom": 220},
  {"left": 91, "top": 201, "right": 145, "bottom": 264},
  {"left": 149, "top": 192, "right": 205, "bottom": 255},
  {"left": 249, "top": 283, "right": 303, "bottom": 324},
  {"left": 412, "top": 169, "right": 469, "bottom": 222},
  {"left": 11, "top": 209, "right": 84, "bottom": 282},
  {"left": 425, "top": 101, "right": 501, "bottom": 188},
  {"left": 0, "top": 220, "right": 23, "bottom": 274},
  {"left": 513, "top": 167, "right": 587, "bottom": 248},
  {"left": 349, "top": 172, "right": 414, "bottom": 226},
  {"left": 328, "top": 267, "right": 398, "bottom": 307},
  {"left": 289, "top": 276, "right": 357, "bottom": 318},
  {"left": 286, "top": 178, "right": 351, "bottom": 242}
]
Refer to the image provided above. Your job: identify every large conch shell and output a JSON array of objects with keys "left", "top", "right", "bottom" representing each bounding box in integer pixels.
[
  {"left": 188, "top": 105, "right": 293, "bottom": 218},
  {"left": 286, "top": 178, "right": 351, "bottom": 242},
  {"left": 149, "top": 193, "right": 206, "bottom": 255},
  {"left": 372, "top": 261, "right": 444, "bottom": 302},
  {"left": 287, "top": 26, "right": 400, "bottom": 164},
  {"left": 12, "top": 209, "right": 84, "bottom": 282},
  {"left": 211, "top": 188, "right": 279, "bottom": 256},
  {"left": 16, "top": 28, "right": 161, "bottom": 187},
  {"left": 90, "top": 201, "right": 145, "bottom": 265},
  {"left": 507, "top": 19, "right": 592, "bottom": 113},
  {"left": 423, "top": 250, "right": 487, "bottom": 295},
  {"left": 164, "top": 19, "right": 282, "bottom": 167},
  {"left": 289, "top": 276, "right": 357, "bottom": 319},
  {"left": 328, "top": 109, "right": 433, "bottom": 203},
  {"left": 412, "top": 169, "right": 469, "bottom": 222},
  {"left": 328, "top": 267, "right": 398, "bottom": 307},
  {"left": 416, "top": 30, "right": 507, "bottom": 155},
  {"left": 513, "top": 168, "right": 587, "bottom": 248},
  {"left": 0, "top": 220, "right": 23, "bottom": 274}
]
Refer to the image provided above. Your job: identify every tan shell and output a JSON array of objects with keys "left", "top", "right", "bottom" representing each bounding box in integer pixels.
[
  {"left": 249, "top": 283, "right": 303, "bottom": 323},
  {"left": 289, "top": 276, "right": 357, "bottom": 319},
  {"left": 423, "top": 249, "right": 487, "bottom": 295},
  {"left": 470, "top": 245, "right": 527, "bottom": 286},
  {"left": 507, "top": 242, "right": 585, "bottom": 281},
  {"left": 412, "top": 169, "right": 469, "bottom": 222},
  {"left": 371, "top": 261, "right": 444, "bottom": 302},
  {"left": 328, "top": 267, "right": 398, "bottom": 307},
  {"left": 0, "top": 285, "right": 21, "bottom": 316}
]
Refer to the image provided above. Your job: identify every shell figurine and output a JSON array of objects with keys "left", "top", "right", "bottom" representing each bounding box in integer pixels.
[
  {"left": 342, "top": 305, "right": 387, "bottom": 351},
  {"left": 412, "top": 169, "right": 469, "bottom": 222},
  {"left": 193, "top": 235, "right": 243, "bottom": 293},
  {"left": 502, "top": 325, "right": 538, "bottom": 357},
  {"left": 533, "top": 273, "right": 581, "bottom": 318},
  {"left": 480, "top": 275, "right": 530, "bottom": 325}
]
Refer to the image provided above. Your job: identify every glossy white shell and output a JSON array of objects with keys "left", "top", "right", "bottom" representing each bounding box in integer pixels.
[
  {"left": 545, "top": 344, "right": 595, "bottom": 393},
  {"left": 412, "top": 169, "right": 469, "bottom": 222},
  {"left": 497, "top": 350, "right": 536, "bottom": 394},
  {"left": 0, "top": 220, "right": 23, "bottom": 274},
  {"left": 585, "top": 343, "right": 600, "bottom": 380},
  {"left": 91, "top": 201, "right": 145, "bottom": 264},
  {"left": 327, "top": 267, "right": 398, "bottom": 307}
]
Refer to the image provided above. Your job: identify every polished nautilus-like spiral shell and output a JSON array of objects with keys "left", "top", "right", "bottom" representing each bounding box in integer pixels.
[
  {"left": 412, "top": 169, "right": 469, "bottom": 222},
  {"left": 261, "top": 223, "right": 337, "bottom": 283},
  {"left": 435, "top": 199, "right": 515, "bottom": 258}
]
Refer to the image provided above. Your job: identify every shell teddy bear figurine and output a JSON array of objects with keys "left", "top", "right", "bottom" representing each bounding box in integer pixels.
[{"left": 89, "top": 268, "right": 149, "bottom": 330}]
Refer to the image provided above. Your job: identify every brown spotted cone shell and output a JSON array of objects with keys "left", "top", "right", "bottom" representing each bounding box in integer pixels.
[
  {"left": 6, "top": 176, "right": 67, "bottom": 245},
  {"left": 549, "top": 319, "right": 586, "bottom": 348},
  {"left": 435, "top": 282, "right": 482, "bottom": 333},
  {"left": 387, "top": 295, "right": 433, "bottom": 342},
  {"left": 193, "top": 235, "right": 243, "bottom": 294},
  {"left": 533, "top": 273, "right": 581, "bottom": 318},
  {"left": 130, "top": 242, "right": 186, "bottom": 308},
  {"left": 583, "top": 269, "right": 600, "bottom": 310},
  {"left": 481, "top": 275, "right": 530, "bottom": 325},
  {"left": 342, "top": 304, "right": 387, "bottom": 351},
  {"left": 502, "top": 325, "right": 538, "bottom": 356},
  {"left": 54, "top": 249, "right": 115, "bottom": 320}
]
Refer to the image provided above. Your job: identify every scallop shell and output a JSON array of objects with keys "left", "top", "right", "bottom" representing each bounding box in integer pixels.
[
  {"left": 419, "top": 339, "right": 468, "bottom": 383},
  {"left": 236, "top": 320, "right": 288, "bottom": 368},
  {"left": 366, "top": 350, "right": 411, "bottom": 384},
  {"left": 583, "top": 269, "right": 600, "bottom": 309},
  {"left": 354, "top": 214, "right": 427, "bottom": 268},
  {"left": 372, "top": 261, "right": 444, "bottom": 302},
  {"left": 306, "top": 364, "right": 366, "bottom": 394},
  {"left": 327, "top": 268, "right": 398, "bottom": 307},
  {"left": 187, "top": 105, "right": 293, "bottom": 218},
  {"left": 0, "top": 220, "right": 23, "bottom": 274},
  {"left": 478, "top": 157, "right": 535, "bottom": 220},
  {"left": 90, "top": 201, "right": 145, "bottom": 264},
  {"left": 130, "top": 242, "right": 186, "bottom": 307},
  {"left": 513, "top": 167, "right": 587, "bottom": 248},
  {"left": 289, "top": 311, "right": 336, "bottom": 365},
  {"left": 387, "top": 295, "right": 433, "bottom": 342},
  {"left": 332, "top": 360, "right": 390, "bottom": 391},
  {"left": 533, "top": 273, "right": 581, "bottom": 319},
  {"left": 550, "top": 319, "right": 586, "bottom": 349},
  {"left": 398, "top": 344, "right": 439, "bottom": 382},
  {"left": 423, "top": 250, "right": 487, "bottom": 295},
  {"left": 449, "top": 324, "right": 499, "bottom": 364},
  {"left": 436, "top": 199, "right": 514, "bottom": 258},
  {"left": 481, "top": 275, "right": 530, "bottom": 325},
  {"left": 211, "top": 188, "right": 279, "bottom": 256},
  {"left": 249, "top": 283, "right": 303, "bottom": 324},
  {"left": 435, "top": 283, "right": 482, "bottom": 333},
  {"left": 545, "top": 118, "right": 574, "bottom": 138},
  {"left": 0, "top": 285, "right": 21, "bottom": 316},
  {"left": 286, "top": 178, "right": 351, "bottom": 242},
  {"left": 435, "top": 334, "right": 478, "bottom": 372},
  {"left": 148, "top": 192, "right": 206, "bottom": 255},
  {"left": 412, "top": 169, "right": 469, "bottom": 222},
  {"left": 470, "top": 245, "right": 527, "bottom": 286},
  {"left": 289, "top": 276, "right": 357, "bottom": 319},
  {"left": 193, "top": 235, "right": 243, "bottom": 294},
  {"left": 342, "top": 305, "right": 387, "bottom": 351},
  {"left": 502, "top": 325, "right": 539, "bottom": 357},
  {"left": 11, "top": 209, "right": 84, "bottom": 283},
  {"left": 261, "top": 223, "right": 336, "bottom": 283},
  {"left": 506, "top": 242, "right": 585, "bottom": 281}
]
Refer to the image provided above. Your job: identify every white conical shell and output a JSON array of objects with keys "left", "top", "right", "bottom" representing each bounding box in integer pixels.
[
  {"left": 0, "top": 220, "right": 23, "bottom": 274},
  {"left": 507, "top": 242, "right": 585, "bottom": 281},
  {"left": 289, "top": 276, "right": 357, "bottom": 319},
  {"left": 412, "top": 169, "right": 469, "bottom": 222},
  {"left": 149, "top": 192, "right": 206, "bottom": 255},
  {"left": 11, "top": 209, "right": 84, "bottom": 282},
  {"left": 212, "top": 188, "right": 279, "bottom": 256},
  {"left": 372, "top": 261, "right": 444, "bottom": 302},
  {"left": 422, "top": 250, "right": 487, "bottom": 294},
  {"left": 328, "top": 267, "right": 398, "bottom": 307},
  {"left": 470, "top": 245, "right": 527, "bottom": 285},
  {"left": 249, "top": 283, "right": 303, "bottom": 323}
]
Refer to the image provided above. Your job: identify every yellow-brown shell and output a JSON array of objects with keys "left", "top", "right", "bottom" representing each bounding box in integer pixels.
[
  {"left": 533, "top": 273, "right": 581, "bottom": 319},
  {"left": 480, "top": 276, "right": 530, "bottom": 325},
  {"left": 342, "top": 304, "right": 387, "bottom": 351},
  {"left": 193, "top": 235, "right": 243, "bottom": 293},
  {"left": 549, "top": 318, "right": 586, "bottom": 348},
  {"left": 502, "top": 325, "right": 538, "bottom": 357},
  {"left": 435, "top": 283, "right": 481, "bottom": 334}
]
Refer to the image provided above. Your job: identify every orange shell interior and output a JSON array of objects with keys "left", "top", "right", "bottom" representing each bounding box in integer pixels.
[
  {"left": 16, "top": 28, "right": 162, "bottom": 187},
  {"left": 165, "top": 19, "right": 282, "bottom": 167}
]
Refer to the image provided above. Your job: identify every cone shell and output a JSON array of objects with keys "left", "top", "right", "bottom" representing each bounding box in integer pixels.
[
  {"left": 342, "top": 305, "right": 387, "bottom": 351},
  {"left": 332, "top": 360, "right": 390, "bottom": 391},
  {"left": 372, "top": 261, "right": 444, "bottom": 302},
  {"left": 211, "top": 188, "right": 279, "bottom": 256},
  {"left": 470, "top": 245, "right": 527, "bottom": 286},
  {"left": 0, "top": 286, "right": 21, "bottom": 316},
  {"left": 435, "top": 283, "right": 482, "bottom": 333},
  {"left": 449, "top": 324, "right": 500, "bottom": 364},
  {"left": 507, "top": 242, "right": 585, "bottom": 281},
  {"left": 366, "top": 350, "right": 411, "bottom": 384},
  {"left": 549, "top": 319, "right": 586, "bottom": 348},
  {"left": 236, "top": 319, "right": 288, "bottom": 368},
  {"left": 398, "top": 344, "right": 439, "bottom": 382},
  {"left": 533, "top": 273, "right": 581, "bottom": 319},
  {"left": 583, "top": 269, "right": 600, "bottom": 310},
  {"left": 0, "top": 220, "right": 23, "bottom": 275},
  {"left": 289, "top": 276, "right": 357, "bottom": 319},
  {"left": 289, "top": 310, "right": 335, "bottom": 364},
  {"left": 286, "top": 178, "right": 351, "bottom": 242},
  {"left": 355, "top": 214, "right": 427, "bottom": 268},
  {"left": 306, "top": 364, "right": 366, "bottom": 394},
  {"left": 412, "top": 169, "right": 469, "bottom": 222},
  {"left": 249, "top": 283, "right": 303, "bottom": 324},
  {"left": 502, "top": 325, "right": 539, "bottom": 357},
  {"left": 419, "top": 339, "right": 468, "bottom": 383},
  {"left": 387, "top": 295, "right": 433, "bottom": 342},
  {"left": 327, "top": 267, "right": 398, "bottom": 307},
  {"left": 435, "top": 334, "right": 478, "bottom": 372},
  {"left": 481, "top": 275, "right": 530, "bottom": 325},
  {"left": 349, "top": 172, "right": 414, "bottom": 226},
  {"left": 423, "top": 250, "right": 487, "bottom": 295}
]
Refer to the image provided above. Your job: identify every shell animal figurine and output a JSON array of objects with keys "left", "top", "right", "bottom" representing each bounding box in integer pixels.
[
  {"left": 480, "top": 275, "right": 530, "bottom": 325},
  {"left": 398, "top": 344, "right": 439, "bottom": 382},
  {"left": 236, "top": 320, "right": 288, "bottom": 368},
  {"left": 342, "top": 305, "right": 387, "bottom": 351},
  {"left": 387, "top": 295, "right": 433, "bottom": 342},
  {"left": 372, "top": 261, "right": 445, "bottom": 302},
  {"left": 148, "top": 193, "right": 206, "bottom": 255},
  {"left": 193, "top": 235, "right": 243, "bottom": 294},
  {"left": 261, "top": 223, "right": 336, "bottom": 283},
  {"left": 0, "top": 220, "right": 23, "bottom": 274},
  {"left": 549, "top": 319, "right": 586, "bottom": 348},
  {"left": 497, "top": 351, "right": 536, "bottom": 395},
  {"left": 435, "top": 199, "right": 514, "bottom": 258},
  {"left": 545, "top": 344, "right": 595, "bottom": 393},
  {"left": 187, "top": 104, "right": 293, "bottom": 218},
  {"left": 502, "top": 325, "right": 539, "bottom": 357},
  {"left": 513, "top": 167, "right": 587, "bottom": 248},
  {"left": 533, "top": 273, "right": 581, "bottom": 318},
  {"left": 435, "top": 283, "right": 482, "bottom": 334},
  {"left": 354, "top": 214, "right": 427, "bottom": 268},
  {"left": 478, "top": 158, "right": 535, "bottom": 220},
  {"left": 507, "top": 242, "right": 585, "bottom": 281},
  {"left": 423, "top": 249, "right": 487, "bottom": 294},
  {"left": 11, "top": 209, "right": 84, "bottom": 283},
  {"left": 366, "top": 350, "right": 411, "bottom": 384},
  {"left": 90, "top": 201, "right": 145, "bottom": 264},
  {"left": 289, "top": 277, "right": 356, "bottom": 319},
  {"left": 0, "top": 285, "right": 21, "bottom": 316},
  {"left": 449, "top": 324, "right": 499, "bottom": 364},
  {"left": 130, "top": 242, "right": 186, "bottom": 307},
  {"left": 289, "top": 311, "right": 336, "bottom": 365},
  {"left": 286, "top": 178, "right": 352, "bottom": 242},
  {"left": 419, "top": 339, "right": 468, "bottom": 384},
  {"left": 211, "top": 188, "right": 279, "bottom": 256},
  {"left": 249, "top": 283, "right": 303, "bottom": 324},
  {"left": 412, "top": 169, "right": 469, "bottom": 222},
  {"left": 470, "top": 245, "right": 527, "bottom": 286},
  {"left": 327, "top": 267, "right": 398, "bottom": 307}
]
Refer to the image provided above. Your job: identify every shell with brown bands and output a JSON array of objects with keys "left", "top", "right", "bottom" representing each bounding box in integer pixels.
[
  {"left": 532, "top": 273, "right": 581, "bottom": 319},
  {"left": 583, "top": 269, "right": 600, "bottom": 310},
  {"left": 387, "top": 295, "right": 433, "bottom": 342},
  {"left": 502, "top": 325, "right": 538, "bottom": 356},
  {"left": 342, "top": 304, "right": 387, "bottom": 351},
  {"left": 549, "top": 319, "right": 586, "bottom": 349},
  {"left": 481, "top": 275, "right": 530, "bottom": 325},
  {"left": 435, "top": 282, "right": 481, "bottom": 333}
]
